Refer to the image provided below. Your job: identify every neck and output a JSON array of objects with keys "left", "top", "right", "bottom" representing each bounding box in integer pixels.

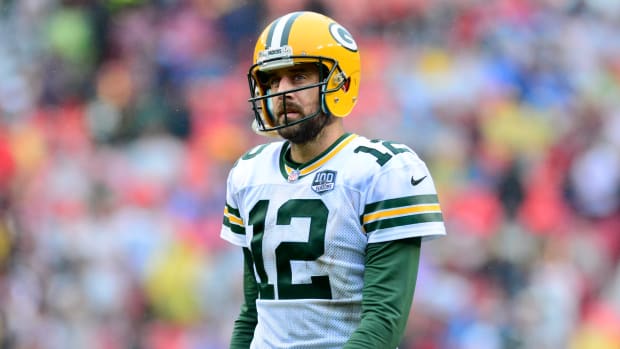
[{"left": 289, "top": 120, "right": 345, "bottom": 164}]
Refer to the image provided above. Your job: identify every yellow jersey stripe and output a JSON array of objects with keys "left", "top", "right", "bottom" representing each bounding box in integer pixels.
[
  {"left": 285, "top": 134, "right": 358, "bottom": 176},
  {"left": 362, "top": 204, "right": 441, "bottom": 224},
  {"left": 224, "top": 207, "right": 244, "bottom": 225},
  {"left": 227, "top": 214, "right": 244, "bottom": 226}
]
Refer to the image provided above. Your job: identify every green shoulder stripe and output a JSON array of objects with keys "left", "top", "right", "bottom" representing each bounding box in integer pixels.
[
  {"left": 363, "top": 194, "right": 439, "bottom": 215},
  {"left": 224, "top": 204, "right": 245, "bottom": 235},
  {"left": 226, "top": 204, "right": 241, "bottom": 218},
  {"left": 223, "top": 216, "right": 246, "bottom": 235},
  {"left": 363, "top": 213, "right": 443, "bottom": 233}
]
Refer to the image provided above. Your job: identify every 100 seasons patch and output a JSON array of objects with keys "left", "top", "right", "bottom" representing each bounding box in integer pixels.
[{"left": 312, "top": 170, "right": 337, "bottom": 194}]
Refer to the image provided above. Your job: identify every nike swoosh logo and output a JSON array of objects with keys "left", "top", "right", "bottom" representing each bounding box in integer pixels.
[{"left": 411, "top": 175, "right": 427, "bottom": 186}]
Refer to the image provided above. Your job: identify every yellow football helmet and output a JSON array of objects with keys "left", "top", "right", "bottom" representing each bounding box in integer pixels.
[{"left": 248, "top": 11, "right": 361, "bottom": 133}]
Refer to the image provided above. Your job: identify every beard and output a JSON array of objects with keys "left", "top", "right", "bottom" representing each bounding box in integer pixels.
[
  {"left": 275, "top": 101, "right": 331, "bottom": 144},
  {"left": 277, "top": 112, "right": 331, "bottom": 144}
]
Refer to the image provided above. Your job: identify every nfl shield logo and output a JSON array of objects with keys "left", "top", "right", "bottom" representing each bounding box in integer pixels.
[
  {"left": 311, "top": 170, "right": 337, "bottom": 194},
  {"left": 288, "top": 169, "right": 300, "bottom": 183}
]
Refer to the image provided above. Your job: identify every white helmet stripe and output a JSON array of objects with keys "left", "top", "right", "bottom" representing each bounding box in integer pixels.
[{"left": 267, "top": 12, "right": 302, "bottom": 49}]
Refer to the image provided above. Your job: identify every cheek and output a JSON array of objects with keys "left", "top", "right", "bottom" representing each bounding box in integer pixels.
[{"left": 300, "top": 89, "right": 320, "bottom": 111}]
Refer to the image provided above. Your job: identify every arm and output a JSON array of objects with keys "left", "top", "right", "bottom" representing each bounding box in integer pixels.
[
  {"left": 229, "top": 248, "right": 259, "bottom": 349},
  {"left": 343, "top": 237, "right": 422, "bottom": 349}
]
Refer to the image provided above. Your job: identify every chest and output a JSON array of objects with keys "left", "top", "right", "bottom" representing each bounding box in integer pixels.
[{"left": 237, "top": 180, "right": 367, "bottom": 300}]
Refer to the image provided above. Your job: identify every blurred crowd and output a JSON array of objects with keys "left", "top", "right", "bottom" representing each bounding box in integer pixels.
[{"left": 1, "top": 0, "right": 620, "bottom": 348}]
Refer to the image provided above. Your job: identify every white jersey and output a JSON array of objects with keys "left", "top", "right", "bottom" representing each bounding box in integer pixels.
[{"left": 221, "top": 133, "right": 446, "bottom": 348}]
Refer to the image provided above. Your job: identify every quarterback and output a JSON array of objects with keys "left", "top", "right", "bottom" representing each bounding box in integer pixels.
[{"left": 220, "top": 11, "right": 446, "bottom": 349}]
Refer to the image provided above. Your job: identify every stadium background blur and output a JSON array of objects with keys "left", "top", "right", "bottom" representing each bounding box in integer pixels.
[{"left": 1, "top": 0, "right": 620, "bottom": 348}]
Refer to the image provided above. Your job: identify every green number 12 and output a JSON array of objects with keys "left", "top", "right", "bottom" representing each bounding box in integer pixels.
[{"left": 248, "top": 199, "right": 332, "bottom": 300}]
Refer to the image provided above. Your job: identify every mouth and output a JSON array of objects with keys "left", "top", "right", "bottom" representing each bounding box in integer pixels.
[
  {"left": 277, "top": 109, "right": 302, "bottom": 122},
  {"left": 280, "top": 111, "right": 300, "bottom": 118}
]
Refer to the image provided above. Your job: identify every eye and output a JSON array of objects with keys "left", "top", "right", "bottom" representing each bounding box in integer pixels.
[
  {"left": 293, "top": 73, "right": 307, "bottom": 82},
  {"left": 266, "top": 75, "right": 281, "bottom": 89}
]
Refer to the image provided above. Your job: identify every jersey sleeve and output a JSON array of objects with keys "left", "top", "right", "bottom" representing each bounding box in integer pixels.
[
  {"left": 361, "top": 149, "right": 446, "bottom": 244},
  {"left": 220, "top": 167, "right": 247, "bottom": 247},
  {"left": 344, "top": 237, "right": 421, "bottom": 348}
]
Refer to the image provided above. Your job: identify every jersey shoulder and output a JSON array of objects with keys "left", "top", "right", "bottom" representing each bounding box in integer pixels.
[
  {"left": 231, "top": 141, "right": 283, "bottom": 171},
  {"left": 227, "top": 140, "right": 284, "bottom": 188},
  {"left": 327, "top": 134, "right": 430, "bottom": 195},
  {"left": 342, "top": 135, "right": 426, "bottom": 173},
  {"left": 346, "top": 136, "right": 445, "bottom": 242}
]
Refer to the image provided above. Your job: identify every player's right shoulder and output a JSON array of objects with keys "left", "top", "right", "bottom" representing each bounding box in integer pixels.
[
  {"left": 227, "top": 141, "right": 285, "bottom": 190},
  {"left": 232, "top": 141, "right": 283, "bottom": 168}
]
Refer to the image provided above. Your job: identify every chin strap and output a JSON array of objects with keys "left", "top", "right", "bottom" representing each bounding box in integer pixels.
[{"left": 251, "top": 119, "right": 281, "bottom": 138}]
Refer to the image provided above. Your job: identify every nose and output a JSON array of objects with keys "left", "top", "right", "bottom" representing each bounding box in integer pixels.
[
  {"left": 275, "top": 75, "right": 295, "bottom": 94},
  {"left": 274, "top": 78, "right": 295, "bottom": 106}
]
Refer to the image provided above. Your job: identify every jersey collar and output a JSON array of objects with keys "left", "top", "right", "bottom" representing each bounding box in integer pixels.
[{"left": 279, "top": 133, "right": 357, "bottom": 182}]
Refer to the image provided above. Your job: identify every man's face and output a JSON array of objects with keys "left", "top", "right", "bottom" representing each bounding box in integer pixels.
[{"left": 263, "top": 63, "right": 330, "bottom": 144}]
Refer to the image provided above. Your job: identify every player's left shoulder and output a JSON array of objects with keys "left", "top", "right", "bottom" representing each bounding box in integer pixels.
[
  {"left": 330, "top": 135, "right": 429, "bottom": 191},
  {"left": 346, "top": 135, "right": 425, "bottom": 169}
]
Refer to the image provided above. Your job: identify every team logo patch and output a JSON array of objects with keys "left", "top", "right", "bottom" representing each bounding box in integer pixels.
[
  {"left": 329, "top": 23, "right": 357, "bottom": 52},
  {"left": 311, "top": 170, "right": 337, "bottom": 194}
]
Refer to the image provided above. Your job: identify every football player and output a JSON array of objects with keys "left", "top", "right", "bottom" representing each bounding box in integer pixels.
[{"left": 220, "top": 11, "right": 446, "bottom": 349}]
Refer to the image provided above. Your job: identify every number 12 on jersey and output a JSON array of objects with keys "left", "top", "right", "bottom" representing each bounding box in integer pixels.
[{"left": 248, "top": 199, "right": 333, "bottom": 300}]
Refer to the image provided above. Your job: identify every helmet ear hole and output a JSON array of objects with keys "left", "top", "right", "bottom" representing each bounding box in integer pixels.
[{"left": 342, "top": 77, "right": 350, "bottom": 92}]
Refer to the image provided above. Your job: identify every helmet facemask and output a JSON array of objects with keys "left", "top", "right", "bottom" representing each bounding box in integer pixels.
[{"left": 248, "top": 56, "right": 346, "bottom": 133}]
